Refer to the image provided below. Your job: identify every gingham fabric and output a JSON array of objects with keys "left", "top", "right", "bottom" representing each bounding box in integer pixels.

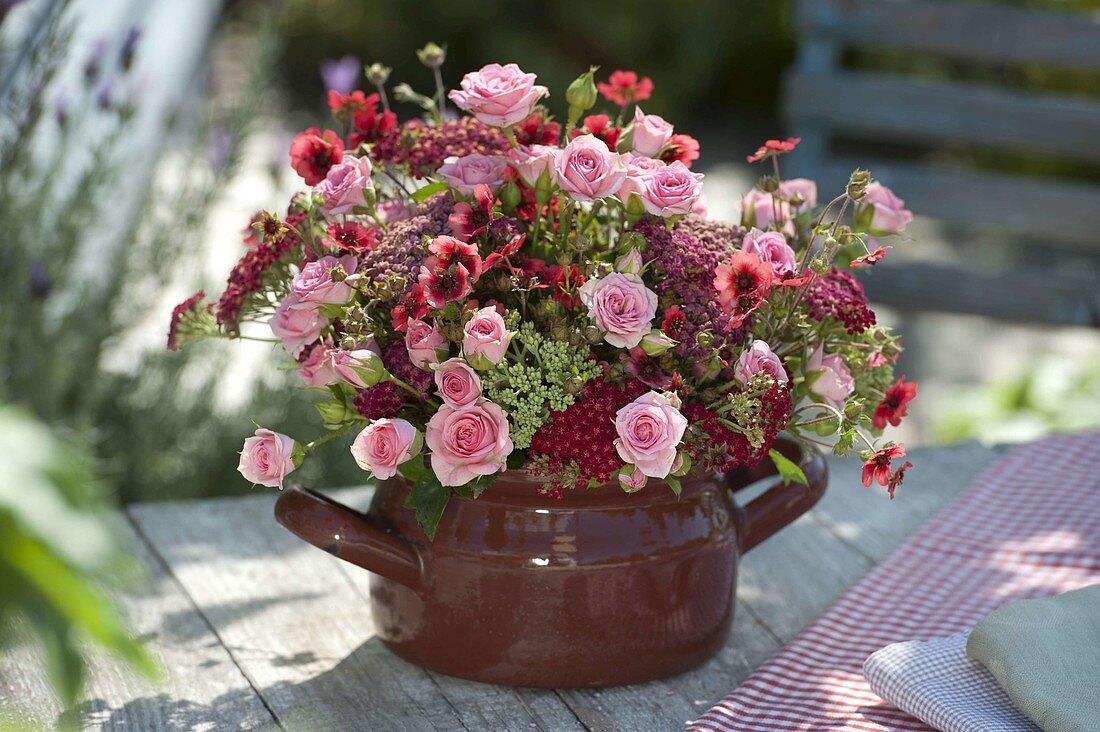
[
  {"left": 863, "top": 632, "right": 1041, "bottom": 732},
  {"left": 688, "top": 431, "right": 1100, "bottom": 732}
]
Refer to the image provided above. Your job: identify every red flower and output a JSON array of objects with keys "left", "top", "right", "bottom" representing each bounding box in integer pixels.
[
  {"left": 570, "top": 114, "right": 620, "bottom": 149},
  {"left": 872, "top": 376, "right": 918, "bottom": 430},
  {"left": 327, "top": 89, "right": 371, "bottom": 123},
  {"left": 861, "top": 444, "right": 907, "bottom": 488},
  {"left": 624, "top": 347, "right": 673, "bottom": 390},
  {"left": 714, "top": 251, "right": 773, "bottom": 325},
  {"left": 428, "top": 235, "right": 483, "bottom": 282},
  {"left": 289, "top": 127, "right": 344, "bottom": 185},
  {"left": 851, "top": 245, "right": 892, "bottom": 268},
  {"left": 514, "top": 112, "right": 561, "bottom": 146},
  {"left": 390, "top": 284, "right": 430, "bottom": 331},
  {"left": 660, "top": 134, "right": 701, "bottom": 168},
  {"left": 597, "top": 70, "right": 654, "bottom": 106},
  {"left": 543, "top": 263, "right": 585, "bottom": 306},
  {"left": 484, "top": 233, "right": 526, "bottom": 271},
  {"left": 888, "top": 460, "right": 913, "bottom": 499},
  {"left": 348, "top": 92, "right": 397, "bottom": 147},
  {"left": 661, "top": 305, "right": 687, "bottom": 341},
  {"left": 447, "top": 183, "right": 496, "bottom": 241},
  {"left": 418, "top": 259, "right": 474, "bottom": 308},
  {"left": 746, "top": 137, "right": 801, "bottom": 164},
  {"left": 325, "top": 221, "right": 377, "bottom": 254},
  {"left": 167, "top": 290, "right": 207, "bottom": 351}
]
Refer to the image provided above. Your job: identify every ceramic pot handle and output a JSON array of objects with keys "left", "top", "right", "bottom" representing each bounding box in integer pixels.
[
  {"left": 730, "top": 440, "right": 828, "bottom": 554},
  {"left": 275, "top": 486, "right": 423, "bottom": 590}
]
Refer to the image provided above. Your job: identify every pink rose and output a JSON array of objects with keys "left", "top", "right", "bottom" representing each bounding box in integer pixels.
[
  {"left": 269, "top": 296, "right": 327, "bottom": 357},
  {"left": 579, "top": 272, "right": 658, "bottom": 348},
  {"left": 238, "top": 428, "right": 297, "bottom": 488},
  {"left": 862, "top": 182, "right": 913, "bottom": 234},
  {"left": 350, "top": 418, "right": 420, "bottom": 480},
  {"left": 315, "top": 154, "right": 372, "bottom": 216},
  {"left": 448, "top": 63, "right": 549, "bottom": 128},
  {"left": 616, "top": 152, "right": 665, "bottom": 200},
  {"left": 779, "top": 178, "right": 818, "bottom": 208},
  {"left": 553, "top": 134, "right": 626, "bottom": 202},
  {"left": 425, "top": 400, "right": 514, "bottom": 486},
  {"left": 631, "top": 107, "right": 673, "bottom": 157},
  {"left": 740, "top": 227, "right": 797, "bottom": 277},
  {"left": 734, "top": 339, "right": 789, "bottom": 385},
  {"left": 290, "top": 255, "right": 357, "bottom": 308},
  {"left": 807, "top": 345, "right": 854, "bottom": 408},
  {"left": 638, "top": 161, "right": 704, "bottom": 216},
  {"left": 741, "top": 188, "right": 792, "bottom": 232},
  {"left": 510, "top": 144, "right": 558, "bottom": 187},
  {"left": 462, "top": 307, "right": 512, "bottom": 368},
  {"left": 614, "top": 391, "right": 688, "bottom": 478},
  {"left": 405, "top": 318, "right": 447, "bottom": 368},
  {"left": 691, "top": 192, "right": 709, "bottom": 218},
  {"left": 438, "top": 154, "right": 508, "bottom": 195},
  {"left": 433, "top": 358, "right": 483, "bottom": 407},
  {"left": 298, "top": 340, "right": 384, "bottom": 388}
]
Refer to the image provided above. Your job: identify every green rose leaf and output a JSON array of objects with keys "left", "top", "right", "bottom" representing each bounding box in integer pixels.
[
  {"left": 411, "top": 181, "right": 447, "bottom": 202},
  {"left": 404, "top": 474, "right": 451, "bottom": 541},
  {"left": 769, "top": 448, "right": 809, "bottom": 487}
]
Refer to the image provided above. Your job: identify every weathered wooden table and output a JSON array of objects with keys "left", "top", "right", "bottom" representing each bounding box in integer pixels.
[{"left": 0, "top": 442, "right": 1004, "bottom": 731}]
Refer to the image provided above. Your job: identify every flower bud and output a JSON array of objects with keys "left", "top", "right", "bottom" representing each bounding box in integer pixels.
[
  {"left": 366, "top": 62, "right": 392, "bottom": 86},
  {"left": 671, "top": 451, "right": 692, "bottom": 478},
  {"left": 618, "top": 464, "right": 647, "bottom": 493},
  {"left": 614, "top": 248, "right": 643, "bottom": 275},
  {"left": 566, "top": 66, "right": 599, "bottom": 113},
  {"left": 564, "top": 375, "right": 585, "bottom": 395},
  {"left": 329, "top": 264, "right": 348, "bottom": 282},
  {"left": 315, "top": 400, "right": 351, "bottom": 428},
  {"left": 499, "top": 176, "right": 522, "bottom": 210},
  {"left": 758, "top": 175, "right": 779, "bottom": 193},
  {"left": 810, "top": 253, "right": 831, "bottom": 274},
  {"left": 583, "top": 324, "right": 603, "bottom": 344},
  {"left": 416, "top": 42, "right": 446, "bottom": 69},
  {"left": 393, "top": 83, "right": 435, "bottom": 111},
  {"left": 640, "top": 329, "right": 674, "bottom": 356},
  {"left": 534, "top": 168, "right": 555, "bottom": 206},
  {"left": 847, "top": 169, "right": 871, "bottom": 200},
  {"left": 350, "top": 351, "right": 390, "bottom": 386},
  {"left": 695, "top": 330, "right": 714, "bottom": 350},
  {"left": 340, "top": 335, "right": 357, "bottom": 350}
]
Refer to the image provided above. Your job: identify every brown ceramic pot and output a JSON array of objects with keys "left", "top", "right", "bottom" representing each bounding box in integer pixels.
[{"left": 274, "top": 436, "right": 827, "bottom": 688}]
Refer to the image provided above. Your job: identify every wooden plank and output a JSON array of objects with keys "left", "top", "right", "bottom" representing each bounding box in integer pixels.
[
  {"left": 0, "top": 516, "right": 275, "bottom": 732},
  {"left": 129, "top": 491, "right": 584, "bottom": 732},
  {"left": 811, "top": 158, "right": 1100, "bottom": 247},
  {"left": 855, "top": 261, "right": 1100, "bottom": 327},
  {"left": 798, "top": 0, "right": 1100, "bottom": 69},
  {"left": 785, "top": 70, "right": 1100, "bottom": 163}
]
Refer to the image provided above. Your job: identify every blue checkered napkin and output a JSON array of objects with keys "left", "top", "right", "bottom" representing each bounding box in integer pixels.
[{"left": 863, "top": 632, "right": 1040, "bottom": 732}]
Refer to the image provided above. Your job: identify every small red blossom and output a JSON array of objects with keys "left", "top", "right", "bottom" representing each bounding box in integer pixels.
[
  {"left": 872, "top": 376, "right": 918, "bottom": 430},
  {"left": 623, "top": 347, "right": 673, "bottom": 390},
  {"left": 390, "top": 284, "right": 431, "bottom": 331},
  {"left": 167, "top": 290, "right": 207, "bottom": 351},
  {"left": 660, "top": 134, "right": 701, "bottom": 168},
  {"left": 418, "top": 259, "right": 474, "bottom": 308},
  {"left": 327, "top": 89, "right": 371, "bottom": 123},
  {"left": 289, "top": 127, "right": 344, "bottom": 185},
  {"left": 888, "top": 460, "right": 914, "bottom": 499},
  {"left": 514, "top": 112, "right": 561, "bottom": 146},
  {"left": 325, "top": 221, "right": 377, "bottom": 254},
  {"left": 447, "top": 183, "right": 496, "bottom": 241},
  {"left": 428, "top": 235, "right": 483, "bottom": 282},
  {"left": 714, "top": 251, "right": 774, "bottom": 328},
  {"left": 597, "top": 70, "right": 654, "bottom": 106},
  {"left": 484, "top": 233, "right": 526, "bottom": 271},
  {"left": 661, "top": 305, "right": 687, "bottom": 341},
  {"left": 851, "top": 245, "right": 892, "bottom": 268},
  {"left": 570, "top": 114, "right": 621, "bottom": 149},
  {"left": 348, "top": 92, "right": 398, "bottom": 147},
  {"left": 746, "top": 137, "right": 801, "bottom": 164},
  {"left": 862, "top": 444, "right": 907, "bottom": 488},
  {"left": 543, "top": 263, "right": 585, "bottom": 307}
]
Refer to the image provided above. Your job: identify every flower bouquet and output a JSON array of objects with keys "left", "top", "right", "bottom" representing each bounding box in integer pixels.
[{"left": 169, "top": 51, "right": 918, "bottom": 542}]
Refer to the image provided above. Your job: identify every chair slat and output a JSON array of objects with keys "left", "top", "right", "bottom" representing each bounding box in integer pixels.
[
  {"left": 798, "top": 0, "right": 1100, "bottom": 70},
  {"left": 785, "top": 70, "right": 1100, "bottom": 163}
]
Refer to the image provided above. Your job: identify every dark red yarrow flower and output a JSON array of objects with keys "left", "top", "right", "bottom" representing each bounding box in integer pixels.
[
  {"left": 682, "top": 382, "right": 793, "bottom": 473},
  {"left": 570, "top": 114, "right": 620, "bottom": 149},
  {"left": 597, "top": 70, "right": 654, "bottom": 106},
  {"left": 373, "top": 117, "right": 509, "bottom": 177},
  {"left": 851, "top": 245, "right": 892, "bottom": 268},
  {"left": 216, "top": 209, "right": 306, "bottom": 328},
  {"left": 872, "top": 376, "right": 918, "bottom": 430},
  {"left": 862, "top": 444, "right": 907, "bottom": 488},
  {"left": 289, "top": 127, "right": 344, "bottom": 185},
  {"left": 661, "top": 134, "right": 701, "bottom": 168},
  {"left": 746, "top": 137, "right": 801, "bottom": 164},
  {"left": 167, "top": 290, "right": 207, "bottom": 351},
  {"left": 805, "top": 268, "right": 877, "bottom": 335}
]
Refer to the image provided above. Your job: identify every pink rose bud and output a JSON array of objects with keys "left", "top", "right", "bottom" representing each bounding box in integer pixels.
[
  {"left": 437, "top": 153, "right": 508, "bottom": 195},
  {"left": 425, "top": 399, "right": 514, "bottom": 486},
  {"left": 448, "top": 63, "right": 549, "bottom": 128},
  {"left": 616, "top": 152, "right": 665, "bottom": 200},
  {"left": 315, "top": 154, "right": 373, "bottom": 216},
  {"left": 630, "top": 107, "right": 674, "bottom": 157},
  {"left": 405, "top": 318, "right": 448, "bottom": 369},
  {"left": 638, "top": 161, "right": 704, "bottom": 217},
  {"left": 779, "top": 178, "right": 818, "bottom": 208},
  {"left": 807, "top": 344, "right": 855, "bottom": 408},
  {"left": 614, "top": 390, "right": 688, "bottom": 479},
  {"left": 238, "top": 428, "right": 299, "bottom": 488},
  {"left": 289, "top": 255, "right": 358, "bottom": 308},
  {"left": 269, "top": 295, "right": 327, "bottom": 358},
  {"left": 740, "top": 227, "right": 797, "bottom": 278},
  {"left": 861, "top": 181, "right": 913, "bottom": 234},
  {"left": 618, "top": 464, "right": 648, "bottom": 493},
  {"left": 614, "top": 247, "right": 644, "bottom": 275},
  {"left": 734, "top": 339, "right": 789, "bottom": 386},
  {"left": 510, "top": 145, "right": 558, "bottom": 187},
  {"left": 432, "top": 357, "right": 483, "bottom": 407},
  {"left": 553, "top": 134, "right": 626, "bottom": 202},
  {"left": 640, "top": 329, "right": 675, "bottom": 356},
  {"left": 462, "top": 306, "right": 513, "bottom": 369},
  {"left": 350, "top": 418, "right": 421, "bottom": 480},
  {"left": 578, "top": 272, "right": 658, "bottom": 349},
  {"left": 298, "top": 338, "right": 383, "bottom": 387}
]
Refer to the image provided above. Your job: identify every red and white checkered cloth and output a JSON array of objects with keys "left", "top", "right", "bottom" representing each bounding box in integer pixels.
[{"left": 689, "top": 431, "right": 1100, "bottom": 732}]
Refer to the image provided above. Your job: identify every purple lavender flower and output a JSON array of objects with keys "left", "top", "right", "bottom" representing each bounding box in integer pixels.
[
  {"left": 320, "top": 55, "right": 361, "bottom": 95},
  {"left": 84, "top": 38, "right": 109, "bottom": 82},
  {"left": 120, "top": 25, "right": 142, "bottom": 72}
]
